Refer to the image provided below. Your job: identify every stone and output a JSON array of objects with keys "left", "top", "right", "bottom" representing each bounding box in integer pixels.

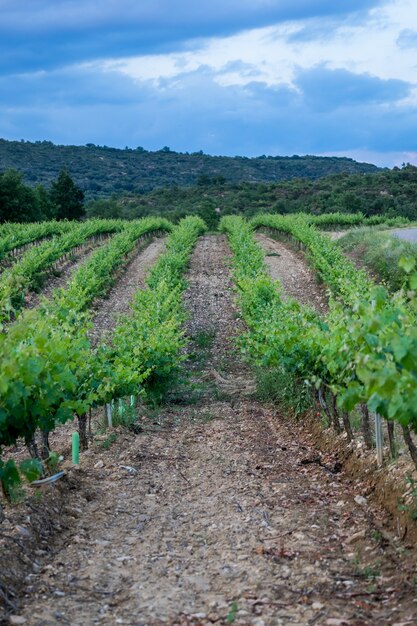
[{"left": 9, "top": 617, "right": 27, "bottom": 625}]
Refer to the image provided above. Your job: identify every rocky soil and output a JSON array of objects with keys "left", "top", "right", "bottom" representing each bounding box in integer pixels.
[
  {"left": 254, "top": 233, "right": 328, "bottom": 313},
  {"left": 89, "top": 236, "right": 166, "bottom": 346}
]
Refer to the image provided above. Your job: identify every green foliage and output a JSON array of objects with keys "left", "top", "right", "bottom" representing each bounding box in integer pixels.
[
  {"left": 18, "top": 458, "right": 43, "bottom": 482},
  {"left": 86, "top": 165, "right": 417, "bottom": 224},
  {"left": 307, "top": 212, "right": 409, "bottom": 229},
  {"left": 222, "top": 214, "right": 417, "bottom": 436},
  {"left": 0, "top": 170, "right": 41, "bottom": 222},
  {"left": 193, "top": 328, "right": 216, "bottom": 350},
  {"left": 226, "top": 602, "right": 238, "bottom": 624},
  {"left": 0, "top": 216, "right": 204, "bottom": 465},
  {"left": 398, "top": 475, "right": 417, "bottom": 521},
  {"left": 0, "top": 168, "right": 85, "bottom": 223},
  {"left": 0, "top": 218, "right": 173, "bottom": 449},
  {"left": 255, "top": 367, "right": 311, "bottom": 416},
  {"left": 0, "top": 457, "right": 43, "bottom": 502},
  {"left": 49, "top": 169, "right": 85, "bottom": 220},
  {"left": 0, "top": 459, "right": 21, "bottom": 500},
  {"left": 0, "top": 219, "right": 126, "bottom": 322},
  {"left": 104, "top": 216, "right": 207, "bottom": 404},
  {"left": 99, "top": 432, "right": 118, "bottom": 449},
  {"left": 0, "top": 220, "right": 71, "bottom": 262}
]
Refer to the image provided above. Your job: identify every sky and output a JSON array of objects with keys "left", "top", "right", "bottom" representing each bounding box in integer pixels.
[{"left": 1, "top": 0, "right": 417, "bottom": 167}]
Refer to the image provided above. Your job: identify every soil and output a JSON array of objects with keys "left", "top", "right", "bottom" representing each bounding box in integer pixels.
[
  {"left": 326, "top": 232, "right": 347, "bottom": 241},
  {"left": 89, "top": 236, "right": 166, "bottom": 346},
  {"left": 254, "top": 233, "right": 328, "bottom": 313},
  {"left": 2, "top": 234, "right": 417, "bottom": 626}
]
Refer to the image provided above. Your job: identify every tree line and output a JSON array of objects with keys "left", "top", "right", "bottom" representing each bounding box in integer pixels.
[
  {"left": 3, "top": 163, "right": 417, "bottom": 226},
  {"left": 85, "top": 164, "right": 417, "bottom": 227},
  {"left": 0, "top": 169, "right": 85, "bottom": 222}
]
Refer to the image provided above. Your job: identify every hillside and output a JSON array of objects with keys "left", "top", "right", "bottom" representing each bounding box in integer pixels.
[
  {"left": 86, "top": 164, "right": 417, "bottom": 223},
  {"left": 0, "top": 138, "right": 379, "bottom": 198}
]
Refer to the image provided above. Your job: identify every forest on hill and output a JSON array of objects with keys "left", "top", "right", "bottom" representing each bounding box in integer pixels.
[
  {"left": 0, "top": 138, "right": 379, "bottom": 197},
  {"left": 86, "top": 164, "right": 417, "bottom": 225}
]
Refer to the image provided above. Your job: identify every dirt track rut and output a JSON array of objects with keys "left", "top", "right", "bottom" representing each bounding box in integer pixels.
[{"left": 11, "top": 235, "right": 417, "bottom": 626}]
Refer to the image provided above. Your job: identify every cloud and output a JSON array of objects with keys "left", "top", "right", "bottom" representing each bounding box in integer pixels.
[
  {"left": 296, "top": 67, "right": 411, "bottom": 112},
  {"left": 0, "top": 0, "right": 381, "bottom": 74},
  {"left": 397, "top": 28, "right": 417, "bottom": 48},
  {"left": 0, "top": 61, "right": 416, "bottom": 164},
  {"left": 0, "top": 0, "right": 416, "bottom": 169}
]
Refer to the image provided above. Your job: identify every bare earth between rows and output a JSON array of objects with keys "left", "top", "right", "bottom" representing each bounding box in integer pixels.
[
  {"left": 7, "top": 235, "right": 417, "bottom": 625},
  {"left": 254, "top": 232, "right": 328, "bottom": 313}
]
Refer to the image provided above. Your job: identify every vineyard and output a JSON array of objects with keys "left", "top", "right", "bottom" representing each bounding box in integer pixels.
[{"left": 1, "top": 215, "right": 417, "bottom": 625}]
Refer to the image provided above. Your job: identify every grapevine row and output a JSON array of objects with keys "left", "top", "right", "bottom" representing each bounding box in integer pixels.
[
  {"left": 306, "top": 212, "right": 410, "bottom": 230},
  {"left": 0, "top": 219, "right": 127, "bottom": 323},
  {"left": 0, "top": 217, "right": 173, "bottom": 448},
  {"left": 251, "top": 213, "right": 376, "bottom": 304},
  {"left": 220, "top": 215, "right": 417, "bottom": 467},
  {"left": 0, "top": 217, "right": 205, "bottom": 485},
  {"left": 0, "top": 220, "right": 73, "bottom": 263}
]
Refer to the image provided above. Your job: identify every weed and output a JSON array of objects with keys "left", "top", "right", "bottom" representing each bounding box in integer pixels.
[
  {"left": 144, "top": 368, "right": 185, "bottom": 407},
  {"left": 226, "top": 602, "right": 238, "bottom": 624},
  {"left": 353, "top": 549, "right": 380, "bottom": 580},
  {"left": 199, "top": 411, "right": 218, "bottom": 423},
  {"left": 360, "top": 566, "right": 380, "bottom": 580},
  {"left": 338, "top": 228, "right": 417, "bottom": 291},
  {"left": 99, "top": 432, "right": 118, "bottom": 450},
  {"left": 111, "top": 398, "right": 143, "bottom": 433},
  {"left": 398, "top": 475, "right": 417, "bottom": 521},
  {"left": 193, "top": 327, "right": 216, "bottom": 350},
  {"left": 213, "top": 386, "right": 233, "bottom": 402},
  {"left": 255, "top": 366, "right": 311, "bottom": 416},
  {"left": 45, "top": 451, "right": 62, "bottom": 475}
]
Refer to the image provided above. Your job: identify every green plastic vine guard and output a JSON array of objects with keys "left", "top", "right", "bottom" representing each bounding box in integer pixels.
[{"left": 72, "top": 432, "right": 80, "bottom": 465}]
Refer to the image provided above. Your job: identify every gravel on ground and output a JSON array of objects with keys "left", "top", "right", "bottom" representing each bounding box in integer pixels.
[{"left": 255, "top": 233, "right": 328, "bottom": 313}]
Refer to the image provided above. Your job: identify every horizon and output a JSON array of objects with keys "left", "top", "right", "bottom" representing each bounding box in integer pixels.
[
  {"left": 1, "top": 1, "right": 416, "bottom": 168},
  {"left": 0, "top": 136, "right": 392, "bottom": 170},
  {"left": 0, "top": 137, "right": 379, "bottom": 163}
]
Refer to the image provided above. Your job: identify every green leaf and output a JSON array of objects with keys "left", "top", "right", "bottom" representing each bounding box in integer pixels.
[
  {"left": 19, "top": 458, "right": 44, "bottom": 483},
  {"left": 399, "top": 256, "right": 416, "bottom": 274}
]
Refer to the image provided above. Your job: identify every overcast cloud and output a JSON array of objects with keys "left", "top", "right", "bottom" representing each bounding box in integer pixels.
[{"left": 0, "top": 0, "right": 416, "bottom": 166}]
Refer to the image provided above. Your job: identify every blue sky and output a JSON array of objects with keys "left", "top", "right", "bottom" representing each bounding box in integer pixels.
[{"left": 1, "top": 0, "right": 417, "bottom": 167}]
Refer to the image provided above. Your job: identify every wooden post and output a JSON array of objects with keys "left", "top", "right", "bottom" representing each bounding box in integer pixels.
[{"left": 106, "top": 403, "right": 113, "bottom": 428}]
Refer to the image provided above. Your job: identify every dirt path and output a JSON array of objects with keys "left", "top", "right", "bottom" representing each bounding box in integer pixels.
[
  {"left": 7, "top": 235, "right": 417, "bottom": 626},
  {"left": 89, "top": 237, "right": 166, "bottom": 346},
  {"left": 255, "top": 233, "right": 328, "bottom": 313}
]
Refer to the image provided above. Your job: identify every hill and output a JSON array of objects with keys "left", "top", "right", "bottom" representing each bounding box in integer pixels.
[
  {"left": 0, "top": 138, "right": 379, "bottom": 198},
  {"left": 86, "top": 164, "right": 417, "bottom": 224}
]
